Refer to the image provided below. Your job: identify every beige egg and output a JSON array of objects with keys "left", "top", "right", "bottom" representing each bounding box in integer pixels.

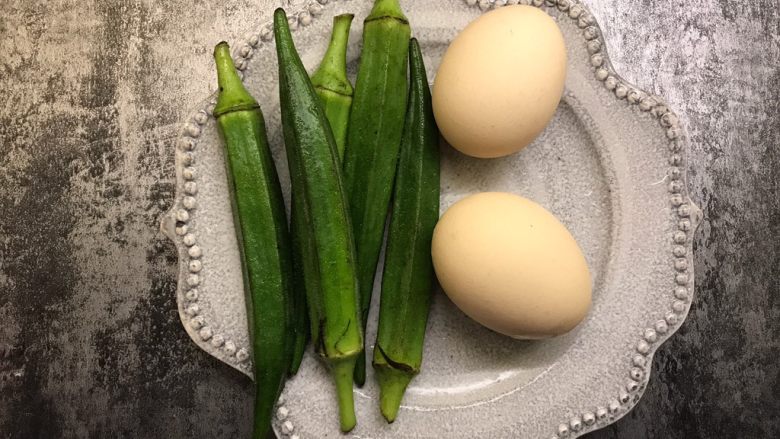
[
  {"left": 432, "top": 5, "right": 567, "bottom": 158},
  {"left": 431, "top": 192, "right": 591, "bottom": 339}
]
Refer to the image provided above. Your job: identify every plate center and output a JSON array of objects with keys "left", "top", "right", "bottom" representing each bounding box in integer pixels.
[{"left": 354, "top": 97, "right": 614, "bottom": 410}]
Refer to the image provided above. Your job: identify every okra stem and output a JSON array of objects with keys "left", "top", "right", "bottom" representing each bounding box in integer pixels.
[
  {"left": 332, "top": 357, "right": 358, "bottom": 431},
  {"left": 312, "top": 14, "right": 353, "bottom": 92},
  {"left": 214, "top": 42, "right": 257, "bottom": 115},
  {"left": 311, "top": 14, "right": 354, "bottom": 160}
]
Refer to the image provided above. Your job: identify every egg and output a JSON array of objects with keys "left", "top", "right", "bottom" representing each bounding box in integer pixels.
[
  {"left": 432, "top": 5, "right": 567, "bottom": 158},
  {"left": 431, "top": 192, "right": 591, "bottom": 339}
]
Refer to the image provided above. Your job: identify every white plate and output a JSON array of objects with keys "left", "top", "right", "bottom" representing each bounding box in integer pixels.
[{"left": 161, "top": 0, "right": 702, "bottom": 437}]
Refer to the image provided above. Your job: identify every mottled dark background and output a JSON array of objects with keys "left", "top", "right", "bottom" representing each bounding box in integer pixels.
[{"left": 1, "top": 0, "right": 778, "bottom": 438}]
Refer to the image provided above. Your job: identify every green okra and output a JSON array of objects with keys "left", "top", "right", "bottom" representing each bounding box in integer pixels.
[
  {"left": 212, "top": 42, "right": 293, "bottom": 439},
  {"left": 342, "top": 0, "right": 411, "bottom": 387},
  {"left": 373, "top": 38, "right": 440, "bottom": 423},
  {"left": 288, "top": 13, "right": 357, "bottom": 376},
  {"left": 274, "top": 9, "right": 363, "bottom": 432}
]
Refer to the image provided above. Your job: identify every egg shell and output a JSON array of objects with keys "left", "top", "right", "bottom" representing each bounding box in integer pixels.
[
  {"left": 432, "top": 5, "right": 567, "bottom": 158},
  {"left": 431, "top": 192, "right": 591, "bottom": 339}
]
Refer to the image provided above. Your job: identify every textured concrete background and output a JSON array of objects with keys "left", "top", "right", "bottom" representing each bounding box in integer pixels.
[{"left": 0, "top": 0, "right": 778, "bottom": 438}]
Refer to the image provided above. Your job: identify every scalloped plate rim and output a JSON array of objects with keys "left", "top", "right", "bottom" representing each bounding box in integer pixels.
[{"left": 160, "top": 0, "right": 702, "bottom": 437}]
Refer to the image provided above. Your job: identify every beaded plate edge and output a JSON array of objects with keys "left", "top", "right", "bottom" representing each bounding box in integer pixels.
[{"left": 160, "top": 0, "right": 703, "bottom": 437}]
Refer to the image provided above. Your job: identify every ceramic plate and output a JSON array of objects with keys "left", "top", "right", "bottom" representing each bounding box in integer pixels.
[{"left": 161, "top": 0, "right": 702, "bottom": 437}]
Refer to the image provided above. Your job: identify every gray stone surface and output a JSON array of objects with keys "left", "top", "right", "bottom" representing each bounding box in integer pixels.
[{"left": 0, "top": 0, "right": 777, "bottom": 438}]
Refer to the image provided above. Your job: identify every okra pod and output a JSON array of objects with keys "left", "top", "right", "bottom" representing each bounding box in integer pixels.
[
  {"left": 372, "top": 38, "right": 440, "bottom": 423},
  {"left": 274, "top": 9, "right": 363, "bottom": 432},
  {"left": 212, "top": 42, "right": 292, "bottom": 439},
  {"left": 288, "top": 13, "right": 356, "bottom": 376},
  {"left": 342, "top": 0, "right": 411, "bottom": 386}
]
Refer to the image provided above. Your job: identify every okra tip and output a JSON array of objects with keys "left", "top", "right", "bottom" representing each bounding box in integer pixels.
[
  {"left": 409, "top": 38, "right": 428, "bottom": 76},
  {"left": 353, "top": 357, "right": 366, "bottom": 387},
  {"left": 375, "top": 366, "right": 414, "bottom": 423},
  {"left": 409, "top": 37, "right": 421, "bottom": 56},
  {"left": 331, "top": 357, "right": 358, "bottom": 432},
  {"left": 273, "top": 8, "right": 297, "bottom": 48},
  {"left": 273, "top": 7, "right": 288, "bottom": 26}
]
